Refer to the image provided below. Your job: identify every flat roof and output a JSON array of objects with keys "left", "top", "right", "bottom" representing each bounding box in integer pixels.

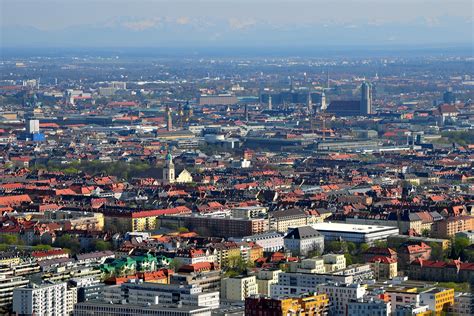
[
  {"left": 311, "top": 222, "right": 399, "bottom": 234},
  {"left": 75, "top": 301, "right": 211, "bottom": 312}
]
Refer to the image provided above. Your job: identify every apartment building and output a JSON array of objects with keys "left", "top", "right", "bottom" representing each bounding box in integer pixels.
[
  {"left": 316, "top": 283, "right": 367, "bottom": 315},
  {"left": 270, "top": 273, "right": 354, "bottom": 297},
  {"left": 283, "top": 226, "right": 325, "bottom": 256},
  {"left": 160, "top": 215, "right": 269, "bottom": 237},
  {"left": 288, "top": 254, "right": 346, "bottom": 274},
  {"left": 347, "top": 299, "right": 391, "bottom": 316},
  {"left": 103, "top": 281, "right": 220, "bottom": 309},
  {"left": 245, "top": 293, "right": 329, "bottom": 316},
  {"left": 419, "top": 288, "right": 454, "bottom": 316},
  {"left": 236, "top": 231, "right": 284, "bottom": 252},
  {"left": 270, "top": 208, "right": 310, "bottom": 233},
  {"left": 432, "top": 216, "right": 474, "bottom": 238},
  {"left": 221, "top": 276, "right": 258, "bottom": 301},
  {"left": 73, "top": 301, "right": 212, "bottom": 316},
  {"left": 0, "top": 274, "right": 29, "bottom": 314},
  {"left": 255, "top": 269, "right": 282, "bottom": 296},
  {"left": 448, "top": 292, "right": 473, "bottom": 316},
  {"left": 12, "top": 282, "right": 71, "bottom": 316}
]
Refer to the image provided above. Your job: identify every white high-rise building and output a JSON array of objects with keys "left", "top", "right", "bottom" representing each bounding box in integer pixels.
[
  {"left": 360, "top": 82, "right": 372, "bottom": 115},
  {"left": 13, "top": 282, "right": 70, "bottom": 316},
  {"left": 26, "top": 119, "right": 40, "bottom": 134}
]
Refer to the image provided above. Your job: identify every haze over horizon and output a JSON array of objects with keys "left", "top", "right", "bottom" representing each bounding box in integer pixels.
[{"left": 1, "top": 0, "right": 473, "bottom": 51}]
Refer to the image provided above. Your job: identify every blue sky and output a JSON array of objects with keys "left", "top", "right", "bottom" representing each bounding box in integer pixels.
[{"left": 1, "top": 0, "right": 472, "bottom": 48}]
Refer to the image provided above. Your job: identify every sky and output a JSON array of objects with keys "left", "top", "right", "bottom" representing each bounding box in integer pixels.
[{"left": 1, "top": 0, "right": 473, "bottom": 50}]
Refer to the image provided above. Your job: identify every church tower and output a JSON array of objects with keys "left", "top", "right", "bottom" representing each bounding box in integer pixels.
[
  {"left": 163, "top": 153, "right": 175, "bottom": 184},
  {"left": 320, "top": 91, "right": 327, "bottom": 111}
]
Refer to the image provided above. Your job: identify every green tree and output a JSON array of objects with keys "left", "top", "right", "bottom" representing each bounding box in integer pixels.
[
  {"left": 421, "top": 229, "right": 430, "bottom": 238},
  {"left": 347, "top": 242, "right": 357, "bottom": 254},
  {"left": 53, "top": 234, "right": 81, "bottom": 255},
  {"left": 326, "top": 241, "right": 346, "bottom": 253},
  {"left": 177, "top": 227, "right": 190, "bottom": 233},
  {"left": 429, "top": 242, "right": 446, "bottom": 261},
  {"left": 169, "top": 258, "right": 183, "bottom": 272},
  {"left": 0, "top": 234, "right": 19, "bottom": 245},
  {"left": 93, "top": 240, "right": 111, "bottom": 251},
  {"left": 452, "top": 237, "right": 470, "bottom": 259},
  {"left": 344, "top": 253, "right": 354, "bottom": 265},
  {"left": 32, "top": 244, "right": 53, "bottom": 251},
  {"left": 374, "top": 240, "right": 388, "bottom": 248},
  {"left": 358, "top": 243, "right": 370, "bottom": 253}
]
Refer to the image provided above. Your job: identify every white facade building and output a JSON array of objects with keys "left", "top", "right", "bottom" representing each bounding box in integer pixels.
[
  {"left": 347, "top": 299, "right": 390, "bottom": 316},
  {"left": 103, "top": 282, "right": 219, "bottom": 309},
  {"left": 310, "top": 222, "right": 399, "bottom": 244},
  {"left": 317, "top": 283, "right": 367, "bottom": 316},
  {"left": 221, "top": 276, "right": 258, "bottom": 301},
  {"left": 237, "top": 231, "right": 284, "bottom": 252},
  {"left": 13, "top": 282, "right": 69, "bottom": 316}
]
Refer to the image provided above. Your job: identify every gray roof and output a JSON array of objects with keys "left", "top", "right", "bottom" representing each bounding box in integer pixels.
[
  {"left": 284, "top": 226, "right": 323, "bottom": 240},
  {"left": 272, "top": 208, "right": 307, "bottom": 219}
]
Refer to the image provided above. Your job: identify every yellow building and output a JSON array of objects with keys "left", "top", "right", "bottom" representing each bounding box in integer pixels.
[
  {"left": 0, "top": 255, "right": 21, "bottom": 266},
  {"left": 245, "top": 293, "right": 329, "bottom": 316},
  {"left": 369, "top": 256, "right": 398, "bottom": 280},
  {"left": 298, "top": 294, "right": 330, "bottom": 315},
  {"left": 322, "top": 254, "right": 346, "bottom": 272},
  {"left": 213, "top": 243, "right": 241, "bottom": 267},
  {"left": 271, "top": 209, "right": 310, "bottom": 233},
  {"left": 248, "top": 244, "right": 263, "bottom": 263},
  {"left": 104, "top": 207, "right": 191, "bottom": 232},
  {"left": 176, "top": 169, "right": 193, "bottom": 183},
  {"left": 420, "top": 288, "right": 454, "bottom": 316}
]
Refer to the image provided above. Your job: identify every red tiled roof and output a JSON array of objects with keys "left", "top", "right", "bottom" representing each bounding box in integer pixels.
[
  {"left": 0, "top": 194, "right": 32, "bottom": 206},
  {"left": 31, "top": 249, "right": 68, "bottom": 258},
  {"left": 130, "top": 206, "right": 191, "bottom": 218}
]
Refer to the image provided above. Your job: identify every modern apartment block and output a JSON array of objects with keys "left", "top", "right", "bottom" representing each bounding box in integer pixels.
[
  {"left": 221, "top": 275, "right": 258, "bottom": 301},
  {"left": 12, "top": 282, "right": 71, "bottom": 316},
  {"left": 73, "top": 301, "right": 212, "bottom": 316},
  {"left": 102, "top": 281, "right": 220, "bottom": 309},
  {"left": 245, "top": 293, "right": 329, "bottom": 316},
  {"left": 270, "top": 273, "right": 354, "bottom": 297},
  {"left": 0, "top": 275, "right": 29, "bottom": 314}
]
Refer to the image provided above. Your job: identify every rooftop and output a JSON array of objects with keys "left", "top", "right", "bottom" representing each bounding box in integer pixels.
[{"left": 311, "top": 222, "right": 399, "bottom": 234}]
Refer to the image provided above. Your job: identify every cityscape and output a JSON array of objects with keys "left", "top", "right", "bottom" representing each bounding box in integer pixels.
[{"left": 0, "top": 1, "right": 473, "bottom": 316}]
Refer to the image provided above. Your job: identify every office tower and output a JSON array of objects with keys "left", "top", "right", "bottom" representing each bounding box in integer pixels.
[
  {"left": 268, "top": 95, "right": 272, "bottom": 110},
  {"left": 360, "top": 82, "right": 372, "bottom": 115},
  {"left": 443, "top": 87, "right": 456, "bottom": 104},
  {"left": 245, "top": 103, "right": 249, "bottom": 122},
  {"left": 110, "top": 81, "right": 127, "bottom": 89},
  {"left": 26, "top": 119, "right": 40, "bottom": 134},
  {"left": 166, "top": 105, "right": 172, "bottom": 131},
  {"left": 307, "top": 91, "right": 313, "bottom": 113}
]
